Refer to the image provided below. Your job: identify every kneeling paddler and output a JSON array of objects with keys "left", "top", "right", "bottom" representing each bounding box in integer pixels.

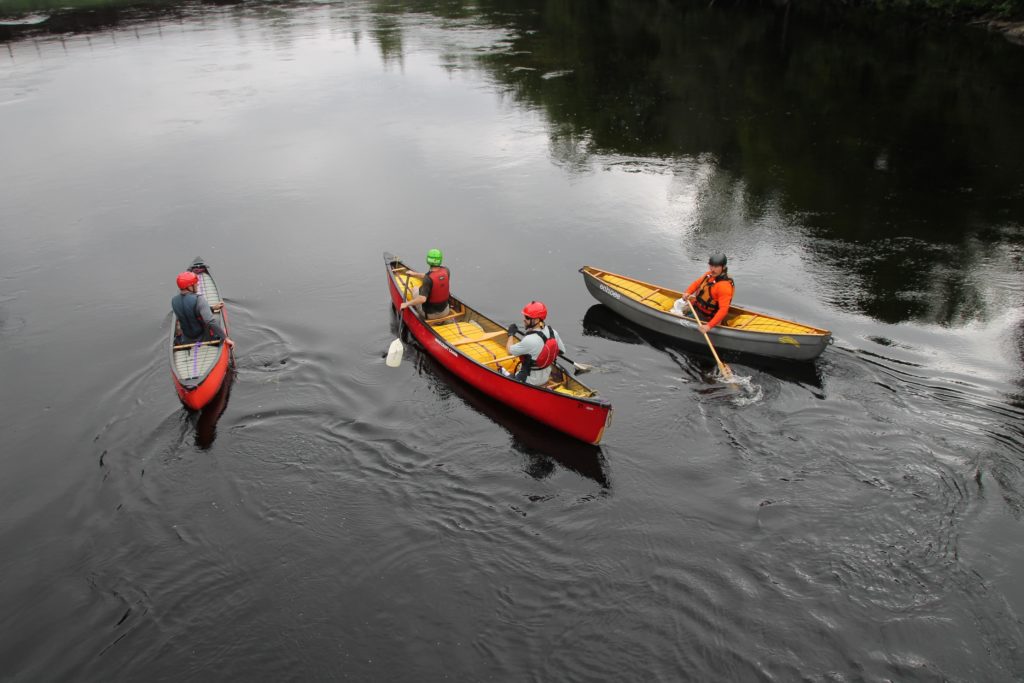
[{"left": 503, "top": 301, "right": 566, "bottom": 387}]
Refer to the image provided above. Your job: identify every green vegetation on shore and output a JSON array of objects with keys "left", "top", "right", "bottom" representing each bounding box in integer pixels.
[
  {"left": 796, "top": 0, "right": 1023, "bottom": 21},
  {"left": 1, "top": 0, "right": 1022, "bottom": 22}
]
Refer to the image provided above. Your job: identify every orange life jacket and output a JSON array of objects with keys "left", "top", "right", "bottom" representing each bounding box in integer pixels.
[{"left": 694, "top": 272, "right": 734, "bottom": 317}]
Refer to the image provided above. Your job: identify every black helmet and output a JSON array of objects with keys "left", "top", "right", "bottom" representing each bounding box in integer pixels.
[{"left": 708, "top": 253, "right": 728, "bottom": 266}]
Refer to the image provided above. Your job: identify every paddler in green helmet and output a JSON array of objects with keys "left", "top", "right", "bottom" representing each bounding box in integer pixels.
[{"left": 400, "top": 248, "right": 452, "bottom": 320}]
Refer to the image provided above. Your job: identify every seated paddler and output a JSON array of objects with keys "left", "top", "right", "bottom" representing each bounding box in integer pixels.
[
  {"left": 400, "top": 248, "right": 451, "bottom": 320},
  {"left": 672, "top": 252, "right": 734, "bottom": 334},
  {"left": 503, "top": 301, "right": 566, "bottom": 386},
  {"left": 172, "top": 270, "right": 232, "bottom": 347}
]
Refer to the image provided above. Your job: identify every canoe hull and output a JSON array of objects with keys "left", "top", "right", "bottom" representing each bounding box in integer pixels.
[
  {"left": 386, "top": 254, "right": 611, "bottom": 445},
  {"left": 173, "top": 345, "right": 230, "bottom": 410},
  {"left": 169, "top": 259, "right": 232, "bottom": 411},
  {"left": 581, "top": 268, "right": 830, "bottom": 362}
]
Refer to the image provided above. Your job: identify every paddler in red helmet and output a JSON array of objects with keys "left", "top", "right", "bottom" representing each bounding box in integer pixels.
[
  {"left": 503, "top": 301, "right": 566, "bottom": 386},
  {"left": 171, "top": 270, "right": 233, "bottom": 347},
  {"left": 400, "top": 248, "right": 451, "bottom": 321},
  {"left": 672, "top": 252, "right": 734, "bottom": 333}
]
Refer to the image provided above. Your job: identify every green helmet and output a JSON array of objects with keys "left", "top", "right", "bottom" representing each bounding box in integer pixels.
[{"left": 426, "top": 248, "right": 443, "bottom": 267}]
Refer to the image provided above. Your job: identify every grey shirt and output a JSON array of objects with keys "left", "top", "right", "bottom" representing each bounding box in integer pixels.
[
  {"left": 173, "top": 292, "right": 225, "bottom": 341},
  {"left": 508, "top": 325, "right": 566, "bottom": 386}
]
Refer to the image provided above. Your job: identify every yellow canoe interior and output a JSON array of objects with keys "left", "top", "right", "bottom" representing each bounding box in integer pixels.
[
  {"left": 394, "top": 269, "right": 596, "bottom": 398},
  {"left": 583, "top": 267, "right": 829, "bottom": 337}
]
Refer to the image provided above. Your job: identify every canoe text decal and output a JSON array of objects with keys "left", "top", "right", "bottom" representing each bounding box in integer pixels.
[
  {"left": 598, "top": 284, "right": 621, "bottom": 300},
  {"left": 778, "top": 336, "right": 800, "bottom": 347}
]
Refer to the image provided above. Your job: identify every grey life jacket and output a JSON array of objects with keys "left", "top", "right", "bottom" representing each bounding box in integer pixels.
[{"left": 171, "top": 293, "right": 205, "bottom": 340}]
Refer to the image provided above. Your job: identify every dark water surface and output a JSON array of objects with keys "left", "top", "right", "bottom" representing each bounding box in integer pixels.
[{"left": 2, "top": 1, "right": 1023, "bottom": 679}]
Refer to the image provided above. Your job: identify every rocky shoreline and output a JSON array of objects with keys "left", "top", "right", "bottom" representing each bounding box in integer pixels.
[{"left": 984, "top": 18, "right": 1024, "bottom": 44}]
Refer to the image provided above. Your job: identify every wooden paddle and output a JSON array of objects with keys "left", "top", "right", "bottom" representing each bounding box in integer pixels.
[
  {"left": 386, "top": 272, "right": 412, "bottom": 367},
  {"left": 685, "top": 298, "right": 733, "bottom": 379},
  {"left": 173, "top": 339, "right": 222, "bottom": 350},
  {"left": 558, "top": 352, "right": 593, "bottom": 374},
  {"left": 506, "top": 324, "right": 594, "bottom": 375}
]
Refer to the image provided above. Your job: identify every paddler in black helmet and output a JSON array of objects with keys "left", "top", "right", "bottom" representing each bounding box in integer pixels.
[
  {"left": 673, "top": 253, "right": 734, "bottom": 333},
  {"left": 400, "top": 248, "right": 451, "bottom": 320}
]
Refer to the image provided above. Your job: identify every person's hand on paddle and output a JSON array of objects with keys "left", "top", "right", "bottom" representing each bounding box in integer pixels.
[
  {"left": 697, "top": 323, "right": 709, "bottom": 334},
  {"left": 226, "top": 338, "right": 235, "bottom": 349},
  {"left": 211, "top": 302, "right": 224, "bottom": 312},
  {"left": 506, "top": 323, "right": 520, "bottom": 338}
]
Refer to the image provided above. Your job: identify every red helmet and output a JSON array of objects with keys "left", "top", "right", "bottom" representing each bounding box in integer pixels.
[
  {"left": 176, "top": 271, "right": 199, "bottom": 289},
  {"left": 522, "top": 301, "right": 548, "bottom": 320}
]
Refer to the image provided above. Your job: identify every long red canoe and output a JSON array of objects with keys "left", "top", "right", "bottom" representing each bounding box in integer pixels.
[
  {"left": 169, "top": 257, "right": 232, "bottom": 410},
  {"left": 385, "top": 252, "right": 612, "bottom": 445}
]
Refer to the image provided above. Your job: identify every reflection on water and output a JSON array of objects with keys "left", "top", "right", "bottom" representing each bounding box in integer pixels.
[
  {"left": 4, "top": 0, "right": 1021, "bottom": 324},
  {"left": 2, "top": 1, "right": 1024, "bottom": 680},
  {"left": 192, "top": 368, "right": 234, "bottom": 449},
  {"left": 582, "top": 303, "right": 826, "bottom": 392},
  {"left": 469, "top": 1, "right": 1023, "bottom": 327},
  {"left": 394, "top": 311, "right": 610, "bottom": 487}
]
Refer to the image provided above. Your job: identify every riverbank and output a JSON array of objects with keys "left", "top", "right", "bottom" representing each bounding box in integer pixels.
[
  {"left": 773, "top": 0, "right": 1024, "bottom": 44},
  {"left": 2, "top": 0, "right": 1024, "bottom": 46},
  {"left": 983, "top": 17, "right": 1024, "bottom": 43}
]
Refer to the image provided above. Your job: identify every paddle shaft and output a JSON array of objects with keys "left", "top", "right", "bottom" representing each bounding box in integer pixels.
[
  {"left": 686, "top": 298, "right": 732, "bottom": 378},
  {"left": 173, "top": 339, "right": 222, "bottom": 350},
  {"left": 508, "top": 325, "right": 593, "bottom": 374},
  {"left": 558, "top": 351, "right": 592, "bottom": 373},
  {"left": 397, "top": 272, "right": 412, "bottom": 339}
]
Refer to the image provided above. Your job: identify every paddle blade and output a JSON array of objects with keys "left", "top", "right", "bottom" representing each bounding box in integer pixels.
[
  {"left": 385, "top": 338, "right": 404, "bottom": 367},
  {"left": 573, "top": 362, "right": 593, "bottom": 374}
]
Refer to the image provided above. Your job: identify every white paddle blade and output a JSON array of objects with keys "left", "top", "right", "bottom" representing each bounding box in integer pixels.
[{"left": 385, "top": 338, "right": 404, "bottom": 367}]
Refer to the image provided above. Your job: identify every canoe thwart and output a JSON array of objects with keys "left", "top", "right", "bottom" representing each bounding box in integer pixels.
[
  {"left": 446, "top": 331, "right": 507, "bottom": 347},
  {"left": 174, "top": 339, "right": 223, "bottom": 351}
]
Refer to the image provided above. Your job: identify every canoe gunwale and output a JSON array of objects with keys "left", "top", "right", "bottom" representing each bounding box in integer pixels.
[
  {"left": 580, "top": 266, "right": 831, "bottom": 362},
  {"left": 168, "top": 258, "right": 231, "bottom": 409},
  {"left": 579, "top": 266, "right": 830, "bottom": 337},
  {"left": 386, "top": 254, "right": 608, "bottom": 407},
  {"left": 385, "top": 252, "right": 611, "bottom": 445}
]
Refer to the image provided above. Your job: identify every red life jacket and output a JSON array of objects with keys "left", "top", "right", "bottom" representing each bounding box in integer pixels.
[
  {"left": 425, "top": 267, "right": 450, "bottom": 305},
  {"left": 527, "top": 326, "right": 560, "bottom": 370}
]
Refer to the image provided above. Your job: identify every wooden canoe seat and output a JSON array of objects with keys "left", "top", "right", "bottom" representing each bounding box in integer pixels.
[
  {"left": 427, "top": 309, "right": 465, "bottom": 324},
  {"left": 480, "top": 355, "right": 516, "bottom": 366},
  {"left": 447, "top": 331, "right": 506, "bottom": 346},
  {"left": 173, "top": 339, "right": 223, "bottom": 351},
  {"left": 599, "top": 274, "right": 676, "bottom": 311}
]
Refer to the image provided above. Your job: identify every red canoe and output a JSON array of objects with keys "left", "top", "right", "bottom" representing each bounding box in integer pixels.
[
  {"left": 385, "top": 252, "right": 612, "bottom": 444},
  {"left": 169, "top": 257, "right": 232, "bottom": 410}
]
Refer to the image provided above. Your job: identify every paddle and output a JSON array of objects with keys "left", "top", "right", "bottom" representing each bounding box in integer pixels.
[
  {"left": 685, "top": 298, "right": 733, "bottom": 380},
  {"left": 507, "top": 323, "right": 593, "bottom": 375},
  {"left": 386, "top": 272, "right": 412, "bottom": 368},
  {"left": 559, "top": 352, "right": 593, "bottom": 375}
]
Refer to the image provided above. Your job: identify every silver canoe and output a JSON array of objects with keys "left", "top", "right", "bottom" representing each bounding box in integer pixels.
[{"left": 580, "top": 266, "right": 832, "bottom": 362}]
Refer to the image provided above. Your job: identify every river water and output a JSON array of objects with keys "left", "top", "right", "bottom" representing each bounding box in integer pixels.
[{"left": 2, "top": 1, "right": 1023, "bottom": 679}]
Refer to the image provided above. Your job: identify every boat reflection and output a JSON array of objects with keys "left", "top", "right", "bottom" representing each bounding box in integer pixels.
[
  {"left": 192, "top": 368, "right": 234, "bottom": 450},
  {"left": 582, "top": 304, "right": 825, "bottom": 390},
  {"left": 412, "top": 351, "right": 610, "bottom": 488}
]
